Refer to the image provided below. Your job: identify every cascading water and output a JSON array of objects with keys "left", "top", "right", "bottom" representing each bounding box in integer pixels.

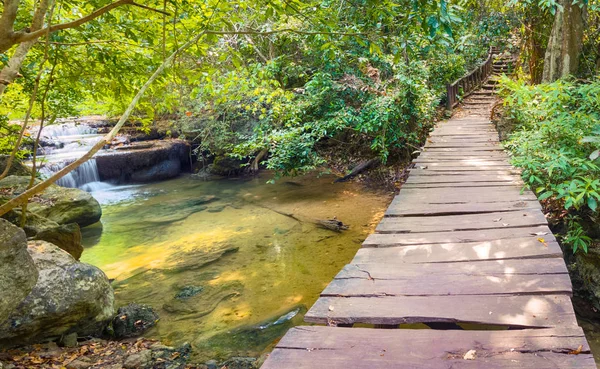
[{"left": 34, "top": 121, "right": 111, "bottom": 192}]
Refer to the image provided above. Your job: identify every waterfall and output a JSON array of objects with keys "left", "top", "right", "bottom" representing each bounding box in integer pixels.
[
  {"left": 34, "top": 122, "right": 110, "bottom": 192},
  {"left": 39, "top": 159, "right": 102, "bottom": 189}
]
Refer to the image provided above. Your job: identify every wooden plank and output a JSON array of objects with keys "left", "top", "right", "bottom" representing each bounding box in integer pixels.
[
  {"left": 352, "top": 238, "right": 563, "bottom": 264},
  {"left": 305, "top": 294, "right": 579, "bottom": 328},
  {"left": 393, "top": 187, "right": 537, "bottom": 203},
  {"left": 386, "top": 200, "right": 542, "bottom": 216},
  {"left": 413, "top": 158, "right": 511, "bottom": 165},
  {"left": 338, "top": 258, "right": 568, "bottom": 277},
  {"left": 424, "top": 142, "right": 504, "bottom": 150},
  {"left": 376, "top": 210, "right": 547, "bottom": 233},
  {"left": 430, "top": 130, "right": 497, "bottom": 136},
  {"left": 409, "top": 169, "right": 520, "bottom": 175},
  {"left": 322, "top": 274, "right": 572, "bottom": 297},
  {"left": 323, "top": 266, "right": 571, "bottom": 297},
  {"left": 364, "top": 225, "right": 555, "bottom": 247},
  {"left": 427, "top": 138, "right": 500, "bottom": 145},
  {"left": 402, "top": 182, "right": 524, "bottom": 188},
  {"left": 415, "top": 155, "right": 509, "bottom": 162},
  {"left": 262, "top": 327, "right": 595, "bottom": 369},
  {"left": 404, "top": 174, "right": 522, "bottom": 184},
  {"left": 416, "top": 154, "right": 509, "bottom": 161}
]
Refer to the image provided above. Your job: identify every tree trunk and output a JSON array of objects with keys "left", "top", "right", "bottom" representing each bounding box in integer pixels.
[
  {"left": 0, "top": 0, "right": 49, "bottom": 97},
  {"left": 542, "top": 0, "right": 586, "bottom": 82}
]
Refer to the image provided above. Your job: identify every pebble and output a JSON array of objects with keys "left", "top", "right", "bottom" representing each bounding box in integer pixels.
[
  {"left": 124, "top": 349, "right": 152, "bottom": 369},
  {"left": 62, "top": 332, "right": 78, "bottom": 348},
  {"left": 66, "top": 359, "right": 91, "bottom": 369}
]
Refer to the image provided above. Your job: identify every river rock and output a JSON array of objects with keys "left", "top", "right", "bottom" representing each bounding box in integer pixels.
[
  {"left": 2, "top": 209, "right": 83, "bottom": 259},
  {"left": 123, "top": 349, "right": 152, "bottom": 369},
  {"left": 0, "top": 240, "right": 114, "bottom": 346},
  {"left": 0, "top": 156, "right": 30, "bottom": 176},
  {"left": 95, "top": 140, "right": 190, "bottom": 184},
  {"left": 0, "top": 219, "right": 38, "bottom": 323},
  {"left": 220, "top": 357, "right": 257, "bottom": 369},
  {"left": 0, "top": 176, "right": 102, "bottom": 227},
  {"left": 209, "top": 155, "right": 243, "bottom": 176},
  {"left": 111, "top": 303, "right": 159, "bottom": 339}
]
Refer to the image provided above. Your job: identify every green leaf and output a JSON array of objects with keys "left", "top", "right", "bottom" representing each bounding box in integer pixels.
[{"left": 588, "top": 196, "right": 598, "bottom": 212}]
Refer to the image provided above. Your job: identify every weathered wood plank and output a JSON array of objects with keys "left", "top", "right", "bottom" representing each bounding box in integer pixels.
[
  {"left": 412, "top": 163, "right": 515, "bottom": 170},
  {"left": 386, "top": 200, "right": 542, "bottom": 216},
  {"left": 415, "top": 155, "right": 510, "bottom": 162},
  {"left": 413, "top": 158, "right": 511, "bottom": 165},
  {"left": 323, "top": 263, "right": 572, "bottom": 297},
  {"left": 262, "top": 327, "right": 595, "bottom": 369},
  {"left": 340, "top": 259, "right": 567, "bottom": 277},
  {"left": 364, "top": 225, "right": 555, "bottom": 247},
  {"left": 305, "top": 294, "right": 579, "bottom": 328},
  {"left": 416, "top": 155, "right": 510, "bottom": 162},
  {"left": 377, "top": 210, "right": 547, "bottom": 233},
  {"left": 404, "top": 174, "right": 522, "bottom": 184},
  {"left": 423, "top": 145, "right": 504, "bottom": 151},
  {"left": 402, "top": 181, "right": 524, "bottom": 188},
  {"left": 322, "top": 275, "right": 572, "bottom": 297},
  {"left": 393, "top": 186, "right": 537, "bottom": 203},
  {"left": 430, "top": 130, "right": 498, "bottom": 136},
  {"left": 353, "top": 237, "right": 563, "bottom": 263},
  {"left": 409, "top": 169, "right": 520, "bottom": 175}
]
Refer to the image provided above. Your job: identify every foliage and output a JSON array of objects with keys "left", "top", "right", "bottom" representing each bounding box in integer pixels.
[
  {"left": 0, "top": 0, "right": 515, "bottom": 179},
  {"left": 499, "top": 76, "right": 600, "bottom": 252}
]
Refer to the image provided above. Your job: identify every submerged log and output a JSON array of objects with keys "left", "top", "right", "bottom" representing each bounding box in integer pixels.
[{"left": 316, "top": 218, "right": 349, "bottom": 232}]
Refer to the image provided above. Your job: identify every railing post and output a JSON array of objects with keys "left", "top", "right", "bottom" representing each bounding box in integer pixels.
[{"left": 446, "top": 84, "right": 453, "bottom": 111}]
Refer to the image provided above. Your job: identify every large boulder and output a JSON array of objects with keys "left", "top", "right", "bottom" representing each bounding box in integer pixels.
[
  {"left": 0, "top": 156, "right": 30, "bottom": 176},
  {"left": 95, "top": 139, "right": 190, "bottom": 183},
  {"left": 2, "top": 209, "right": 83, "bottom": 259},
  {"left": 0, "top": 219, "right": 38, "bottom": 323},
  {"left": 0, "top": 240, "right": 114, "bottom": 347},
  {"left": 0, "top": 175, "right": 102, "bottom": 227}
]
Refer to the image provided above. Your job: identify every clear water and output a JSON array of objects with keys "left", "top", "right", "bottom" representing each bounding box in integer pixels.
[{"left": 80, "top": 173, "right": 391, "bottom": 362}]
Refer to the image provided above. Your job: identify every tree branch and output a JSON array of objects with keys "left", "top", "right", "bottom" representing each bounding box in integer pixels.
[
  {"left": 11, "top": 0, "right": 133, "bottom": 46},
  {"left": 131, "top": 1, "right": 170, "bottom": 16},
  {"left": 0, "top": 0, "right": 20, "bottom": 36},
  {"left": 0, "top": 29, "right": 208, "bottom": 217},
  {"left": 205, "top": 28, "right": 367, "bottom": 37}
]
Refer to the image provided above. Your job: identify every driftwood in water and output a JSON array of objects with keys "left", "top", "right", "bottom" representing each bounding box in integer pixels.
[
  {"left": 316, "top": 218, "right": 349, "bottom": 232},
  {"left": 334, "top": 158, "right": 380, "bottom": 183}
]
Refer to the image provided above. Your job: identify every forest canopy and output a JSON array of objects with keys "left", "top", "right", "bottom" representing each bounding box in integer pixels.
[{"left": 0, "top": 0, "right": 599, "bottom": 251}]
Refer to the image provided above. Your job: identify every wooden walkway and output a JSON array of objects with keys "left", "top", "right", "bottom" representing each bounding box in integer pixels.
[{"left": 261, "top": 114, "right": 596, "bottom": 368}]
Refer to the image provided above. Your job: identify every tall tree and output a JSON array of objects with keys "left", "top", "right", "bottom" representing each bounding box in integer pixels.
[{"left": 542, "top": 0, "right": 587, "bottom": 81}]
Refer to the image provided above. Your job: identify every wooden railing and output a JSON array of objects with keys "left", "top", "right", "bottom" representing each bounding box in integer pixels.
[{"left": 445, "top": 46, "right": 496, "bottom": 111}]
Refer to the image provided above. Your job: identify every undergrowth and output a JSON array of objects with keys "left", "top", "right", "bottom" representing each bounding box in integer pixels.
[{"left": 498, "top": 77, "right": 600, "bottom": 253}]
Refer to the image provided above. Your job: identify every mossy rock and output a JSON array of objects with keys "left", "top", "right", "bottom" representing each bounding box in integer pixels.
[
  {"left": 2, "top": 209, "right": 83, "bottom": 259},
  {"left": 209, "top": 156, "right": 243, "bottom": 176},
  {"left": 0, "top": 176, "right": 102, "bottom": 227},
  {"left": 0, "top": 156, "right": 30, "bottom": 176}
]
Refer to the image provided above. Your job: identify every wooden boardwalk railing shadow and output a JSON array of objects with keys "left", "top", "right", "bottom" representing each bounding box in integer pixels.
[{"left": 260, "top": 50, "right": 596, "bottom": 368}]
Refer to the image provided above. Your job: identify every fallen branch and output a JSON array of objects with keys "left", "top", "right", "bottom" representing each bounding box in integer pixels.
[{"left": 334, "top": 158, "right": 380, "bottom": 183}]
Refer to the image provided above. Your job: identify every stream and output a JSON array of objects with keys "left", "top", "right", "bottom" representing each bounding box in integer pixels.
[{"left": 80, "top": 173, "right": 391, "bottom": 362}]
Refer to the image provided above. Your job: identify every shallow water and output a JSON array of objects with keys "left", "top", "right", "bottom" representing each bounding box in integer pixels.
[{"left": 81, "top": 173, "right": 391, "bottom": 362}]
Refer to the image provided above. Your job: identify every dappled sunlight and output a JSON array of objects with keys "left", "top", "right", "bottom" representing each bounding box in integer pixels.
[{"left": 474, "top": 243, "right": 492, "bottom": 259}]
